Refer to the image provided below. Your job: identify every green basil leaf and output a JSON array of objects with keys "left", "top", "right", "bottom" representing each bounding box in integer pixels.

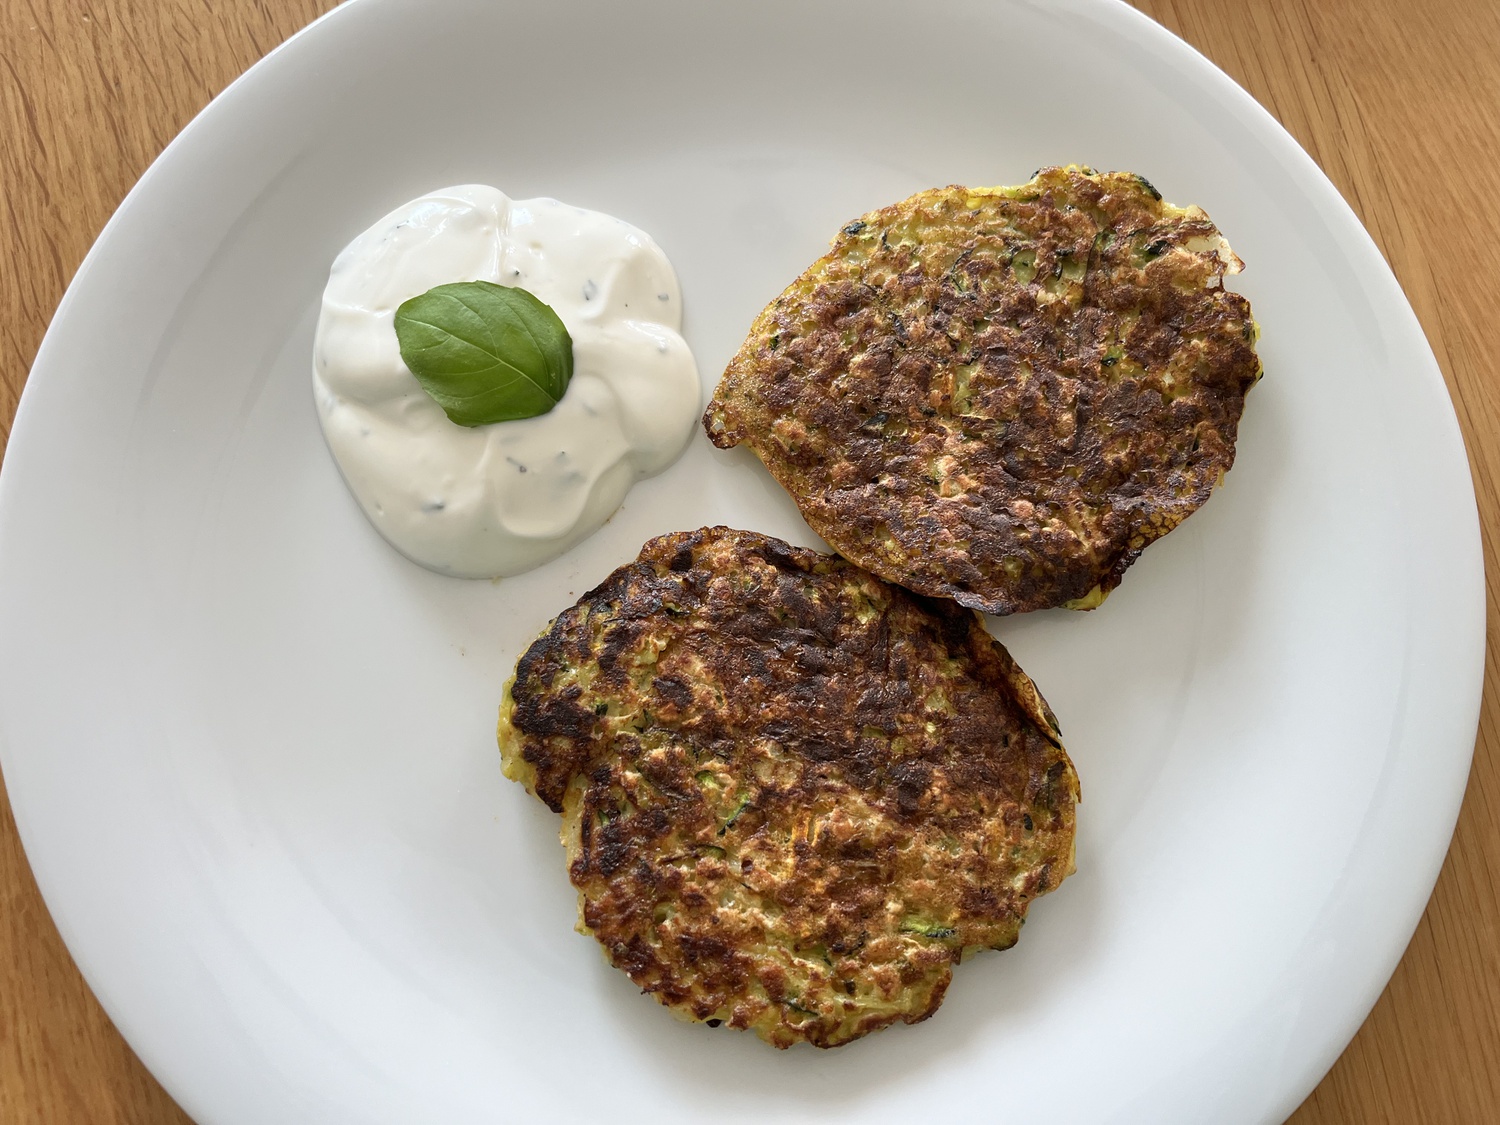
[{"left": 393, "top": 280, "right": 573, "bottom": 427}]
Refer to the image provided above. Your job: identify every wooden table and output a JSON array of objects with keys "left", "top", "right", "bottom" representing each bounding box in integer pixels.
[{"left": 2, "top": 1, "right": 1497, "bottom": 1120}]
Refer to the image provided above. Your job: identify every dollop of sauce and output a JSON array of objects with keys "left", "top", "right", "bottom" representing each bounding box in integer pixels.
[{"left": 313, "top": 186, "right": 700, "bottom": 577}]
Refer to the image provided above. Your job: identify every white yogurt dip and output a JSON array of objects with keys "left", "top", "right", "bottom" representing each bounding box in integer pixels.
[{"left": 313, "top": 185, "right": 700, "bottom": 577}]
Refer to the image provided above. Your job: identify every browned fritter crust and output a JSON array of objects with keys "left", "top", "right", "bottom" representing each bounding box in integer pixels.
[
  {"left": 498, "top": 527, "right": 1078, "bottom": 1048},
  {"left": 704, "top": 166, "right": 1262, "bottom": 615}
]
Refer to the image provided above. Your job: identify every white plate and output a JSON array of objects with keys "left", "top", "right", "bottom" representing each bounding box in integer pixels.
[{"left": 0, "top": 1, "right": 1482, "bottom": 1122}]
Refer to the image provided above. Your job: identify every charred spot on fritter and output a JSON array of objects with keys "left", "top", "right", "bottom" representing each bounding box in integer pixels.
[
  {"left": 498, "top": 526, "right": 1078, "bottom": 1048},
  {"left": 704, "top": 166, "right": 1261, "bottom": 615}
]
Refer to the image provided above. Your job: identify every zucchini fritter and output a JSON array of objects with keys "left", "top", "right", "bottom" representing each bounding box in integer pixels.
[
  {"left": 704, "top": 166, "right": 1262, "bottom": 615},
  {"left": 499, "top": 527, "right": 1077, "bottom": 1048}
]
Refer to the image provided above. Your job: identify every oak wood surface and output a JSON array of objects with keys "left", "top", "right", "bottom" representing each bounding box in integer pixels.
[{"left": 1, "top": 1, "right": 1497, "bottom": 1121}]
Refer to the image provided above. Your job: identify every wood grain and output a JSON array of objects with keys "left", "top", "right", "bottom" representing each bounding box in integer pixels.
[{"left": 1, "top": 0, "right": 1496, "bottom": 1121}]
